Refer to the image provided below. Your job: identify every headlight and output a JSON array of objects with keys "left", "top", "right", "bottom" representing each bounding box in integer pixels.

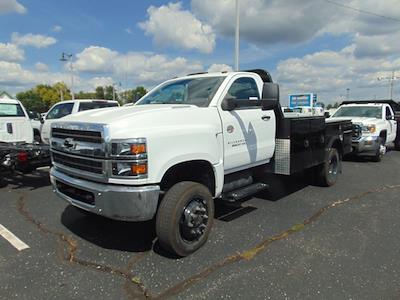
[
  {"left": 112, "top": 162, "right": 147, "bottom": 176},
  {"left": 111, "top": 138, "right": 147, "bottom": 157},
  {"left": 109, "top": 138, "right": 148, "bottom": 178},
  {"left": 361, "top": 124, "right": 376, "bottom": 133}
]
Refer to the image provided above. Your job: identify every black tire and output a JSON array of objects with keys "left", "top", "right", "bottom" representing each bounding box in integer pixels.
[
  {"left": 33, "top": 134, "right": 41, "bottom": 143},
  {"left": 395, "top": 139, "right": 400, "bottom": 151},
  {"left": 315, "top": 148, "right": 340, "bottom": 187},
  {"left": 156, "top": 181, "right": 214, "bottom": 257},
  {"left": 371, "top": 137, "right": 384, "bottom": 162}
]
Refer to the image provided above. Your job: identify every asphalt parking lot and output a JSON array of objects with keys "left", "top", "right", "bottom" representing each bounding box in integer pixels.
[{"left": 1, "top": 149, "right": 400, "bottom": 300}]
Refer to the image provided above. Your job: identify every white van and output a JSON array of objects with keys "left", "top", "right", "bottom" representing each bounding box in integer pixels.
[
  {"left": 41, "top": 99, "right": 119, "bottom": 143},
  {"left": 0, "top": 99, "right": 34, "bottom": 143}
]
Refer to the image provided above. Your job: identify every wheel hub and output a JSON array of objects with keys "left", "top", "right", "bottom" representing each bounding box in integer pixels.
[{"left": 180, "top": 198, "right": 208, "bottom": 242}]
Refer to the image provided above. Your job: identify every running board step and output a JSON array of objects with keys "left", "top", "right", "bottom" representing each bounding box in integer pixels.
[{"left": 223, "top": 183, "right": 268, "bottom": 202}]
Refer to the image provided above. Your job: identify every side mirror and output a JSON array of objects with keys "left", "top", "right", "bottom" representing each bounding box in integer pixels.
[
  {"left": 324, "top": 112, "right": 331, "bottom": 118},
  {"left": 39, "top": 116, "right": 44, "bottom": 124},
  {"left": 386, "top": 115, "right": 394, "bottom": 120},
  {"left": 221, "top": 98, "right": 236, "bottom": 111},
  {"left": 262, "top": 83, "right": 279, "bottom": 102},
  {"left": 260, "top": 99, "right": 278, "bottom": 110}
]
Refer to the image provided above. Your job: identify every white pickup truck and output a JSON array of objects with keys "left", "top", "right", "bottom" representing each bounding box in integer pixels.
[
  {"left": 41, "top": 99, "right": 119, "bottom": 144},
  {"left": 330, "top": 101, "right": 400, "bottom": 161},
  {"left": 0, "top": 98, "right": 34, "bottom": 143},
  {"left": 0, "top": 99, "right": 50, "bottom": 177},
  {"left": 50, "top": 70, "right": 352, "bottom": 256}
]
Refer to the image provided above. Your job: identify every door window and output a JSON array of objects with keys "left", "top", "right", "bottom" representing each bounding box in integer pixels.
[
  {"left": 46, "top": 103, "right": 74, "bottom": 120},
  {"left": 225, "top": 77, "right": 260, "bottom": 102},
  {"left": 386, "top": 106, "right": 393, "bottom": 120}
]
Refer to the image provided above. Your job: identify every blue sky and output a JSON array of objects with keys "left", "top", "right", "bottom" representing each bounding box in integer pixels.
[{"left": 0, "top": 0, "right": 399, "bottom": 104}]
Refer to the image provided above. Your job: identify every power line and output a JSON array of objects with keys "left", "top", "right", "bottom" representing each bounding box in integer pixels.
[{"left": 324, "top": 0, "right": 400, "bottom": 23}]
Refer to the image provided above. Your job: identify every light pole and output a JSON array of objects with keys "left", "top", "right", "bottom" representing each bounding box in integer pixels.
[
  {"left": 234, "top": 0, "right": 240, "bottom": 71},
  {"left": 378, "top": 71, "right": 399, "bottom": 100},
  {"left": 346, "top": 88, "right": 350, "bottom": 100},
  {"left": 59, "top": 52, "right": 75, "bottom": 100}
]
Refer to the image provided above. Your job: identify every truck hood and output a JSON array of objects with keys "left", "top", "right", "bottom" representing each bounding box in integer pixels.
[
  {"left": 329, "top": 116, "right": 380, "bottom": 125},
  {"left": 61, "top": 104, "right": 194, "bottom": 124},
  {"left": 53, "top": 104, "right": 222, "bottom": 140}
]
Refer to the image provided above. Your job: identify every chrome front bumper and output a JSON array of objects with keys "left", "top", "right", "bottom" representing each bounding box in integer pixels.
[
  {"left": 352, "top": 135, "right": 380, "bottom": 156},
  {"left": 50, "top": 168, "right": 160, "bottom": 221}
]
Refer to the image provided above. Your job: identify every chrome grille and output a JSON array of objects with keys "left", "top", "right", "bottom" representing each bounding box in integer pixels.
[
  {"left": 52, "top": 128, "right": 102, "bottom": 143},
  {"left": 52, "top": 152, "right": 103, "bottom": 174},
  {"left": 352, "top": 124, "right": 362, "bottom": 140}
]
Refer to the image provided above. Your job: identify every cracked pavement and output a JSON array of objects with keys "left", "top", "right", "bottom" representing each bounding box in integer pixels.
[{"left": 1, "top": 149, "right": 400, "bottom": 299}]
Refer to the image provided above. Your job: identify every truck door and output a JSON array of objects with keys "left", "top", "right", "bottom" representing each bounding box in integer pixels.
[
  {"left": 385, "top": 105, "right": 397, "bottom": 143},
  {"left": 217, "top": 75, "right": 276, "bottom": 173}
]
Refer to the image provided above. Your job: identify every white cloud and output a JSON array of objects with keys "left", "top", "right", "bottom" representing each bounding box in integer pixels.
[
  {"left": 191, "top": 0, "right": 400, "bottom": 51},
  {"left": 0, "top": 0, "right": 26, "bottom": 14},
  {"left": 52, "top": 25, "right": 63, "bottom": 33},
  {"left": 87, "top": 76, "right": 114, "bottom": 89},
  {"left": 74, "top": 46, "right": 203, "bottom": 85},
  {"left": 276, "top": 46, "right": 400, "bottom": 104},
  {"left": 0, "top": 43, "right": 24, "bottom": 61},
  {"left": 74, "top": 46, "right": 119, "bottom": 73},
  {"left": 207, "top": 63, "right": 233, "bottom": 73},
  {"left": 11, "top": 32, "right": 57, "bottom": 48},
  {"left": 139, "top": 2, "right": 216, "bottom": 53},
  {"left": 125, "top": 28, "right": 133, "bottom": 34},
  {"left": 35, "top": 62, "right": 49, "bottom": 72},
  {"left": 192, "top": 0, "right": 336, "bottom": 45}
]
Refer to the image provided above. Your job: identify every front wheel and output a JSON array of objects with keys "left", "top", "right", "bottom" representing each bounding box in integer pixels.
[
  {"left": 156, "top": 181, "right": 214, "bottom": 257},
  {"left": 371, "top": 138, "right": 385, "bottom": 162},
  {"left": 314, "top": 148, "right": 340, "bottom": 187}
]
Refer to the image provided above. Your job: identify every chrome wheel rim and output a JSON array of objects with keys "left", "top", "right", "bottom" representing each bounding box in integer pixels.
[{"left": 180, "top": 197, "right": 209, "bottom": 242}]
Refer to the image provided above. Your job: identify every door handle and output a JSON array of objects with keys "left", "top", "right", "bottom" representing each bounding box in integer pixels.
[{"left": 261, "top": 115, "right": 271, "bottom": 121}]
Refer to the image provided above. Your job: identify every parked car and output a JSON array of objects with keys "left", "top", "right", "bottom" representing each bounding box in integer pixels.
[
  {"left": 41, "top": 99, "right": 120, "bottom": 144},
  {"left": 329, "top": 100, "right": 400, "bottom": 161}
]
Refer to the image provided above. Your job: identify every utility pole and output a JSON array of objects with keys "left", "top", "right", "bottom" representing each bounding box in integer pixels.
[
  {"left": 59, "top": 52, "right": 75, "bottom": 100},
  {"left": 346, "top": 88, "right": 350, "bottom": 100},
  {"left": 378, "top": 71, "right": 399, "bottom": 100},
  {"left": 234, "top": 0, "right": 240, "bottom": 71}
]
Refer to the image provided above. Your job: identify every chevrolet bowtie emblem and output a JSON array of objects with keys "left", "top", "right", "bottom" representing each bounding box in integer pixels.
[{"left": 63, "top": 138, "right": 75, "bottom": 148}]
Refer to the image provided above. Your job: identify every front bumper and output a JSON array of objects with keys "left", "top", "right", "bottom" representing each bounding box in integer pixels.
[
  {"left": 352, "top": 135, "right": 380, "bottom": 156},
  {"left": 50, "top": 168, "right": 160, "bottom": 221}
]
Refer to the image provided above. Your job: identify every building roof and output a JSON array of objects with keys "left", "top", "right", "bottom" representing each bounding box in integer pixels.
[{"left": 0, "top": 91, "right": 13, "bottom": 100}]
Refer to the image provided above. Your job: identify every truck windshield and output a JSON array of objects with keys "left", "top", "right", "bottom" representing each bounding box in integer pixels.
[
  {"left": 136, "top": 76, "right": 225, "bottom": 107},
  {"left": 0, "top": 103, "right": 25, "bottom": 117},
  {"left": 333, "top": 106, "right": 382, "bottom": 118},
  {"left": 78, "top": 101, "right": 119, "bottom": 111}
]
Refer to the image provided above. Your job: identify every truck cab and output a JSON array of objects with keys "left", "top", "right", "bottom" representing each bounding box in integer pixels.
[
  {"left": 0, "top": 98, "right": 34, "bottom": 144},
  {"left": 49, "top": 70, "right": 352, "bottom": 256},
  {"left": 330, "top": 101, "right": 400, "bottom": 161},
  {"left": 41, "top": 99, "right": 120, "bottom": 144}
]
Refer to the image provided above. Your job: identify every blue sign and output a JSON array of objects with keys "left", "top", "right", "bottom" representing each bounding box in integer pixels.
[{"left": 289, "top": 94, "right": 313, "bottom": 108}]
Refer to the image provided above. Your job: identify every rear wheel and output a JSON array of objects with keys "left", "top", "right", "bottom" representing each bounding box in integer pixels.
[
  {"left": 156, "top": 181, "right": 214, "bottom": 257},
  {"left": 314, "top": 148, "right": 340, "bottom": 187},
  {"left": 395, "top": 139, "right": 400, "bottom": 151}
]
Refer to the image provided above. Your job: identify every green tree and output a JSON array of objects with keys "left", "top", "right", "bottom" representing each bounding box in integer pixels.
[
  {"left": 76, "top": 91, "right": 96, "bottom": 99},
  {"left": 326, "top": 104, "right": 332, "bottom": 110},
  {"left": 17, "top": 90, "right": 46, "bottom": 112},
  {"left": 95, "top": 86, "right": 105, "bottom": 99},
  {"left": 134, "top": 86, "right": 147, "bottom": 101},
  {"left": 104, "top": 85, "right": 114, "bottom": 100},
  {"left": 333, "top": 102, "right": 339, "bottom": 108}
]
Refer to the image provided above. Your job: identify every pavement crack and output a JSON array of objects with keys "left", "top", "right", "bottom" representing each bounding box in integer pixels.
[
  {"left": 153, "top": 184, "right": 400, "bottom": 299},
  {"left": 16, "top": 195, "right": 150, "bottom": 300},
  {"left": 15, "top": 184, "right": 400, "bottom": 300}
]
